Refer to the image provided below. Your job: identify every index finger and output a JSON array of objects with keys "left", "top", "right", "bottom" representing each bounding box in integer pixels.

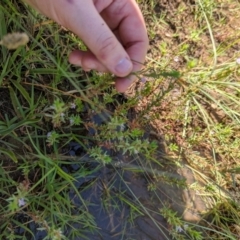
[{"left": 102, "top": 0, "right": 149, "bottom": 91}]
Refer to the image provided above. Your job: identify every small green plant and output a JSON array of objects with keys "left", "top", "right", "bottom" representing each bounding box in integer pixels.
[
  {"left": 89, "top": 146, "right": 112, "bottom": 165},
  {"left": 1, "top": 0, "right": 240, "bottom": 239},
  {"left": 160, "top": 207, "right": 203, "bottom": 240},
  {"left": 168, "top": 143, "right": 179, "bottom": 152}
]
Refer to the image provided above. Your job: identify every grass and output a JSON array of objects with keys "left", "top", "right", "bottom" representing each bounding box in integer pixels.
[{"left": 1, "top": 0, "right": 240, "bottom": 239}]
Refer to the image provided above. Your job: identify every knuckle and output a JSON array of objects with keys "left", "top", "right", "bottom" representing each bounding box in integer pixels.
[{"left": 96, "top": 34, "right": 118, "bottom": 60}]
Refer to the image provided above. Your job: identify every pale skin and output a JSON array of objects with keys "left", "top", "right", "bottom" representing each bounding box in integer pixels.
[{"left": 24, "top": 0, "right": 149, "bottom": 92}]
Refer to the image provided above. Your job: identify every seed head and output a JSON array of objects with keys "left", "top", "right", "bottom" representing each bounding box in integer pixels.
[{"left": 0, "top": 32, "right": 29, "bottom": 49}]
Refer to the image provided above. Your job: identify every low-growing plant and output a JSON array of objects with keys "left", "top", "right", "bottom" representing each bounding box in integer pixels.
[{"left": 1, "top": 0, "right": 240, "bottom": 239}]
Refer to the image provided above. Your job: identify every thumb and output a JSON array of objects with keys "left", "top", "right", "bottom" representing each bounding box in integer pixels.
[{"left": 66, "top": 1, "right": 133, "bottom": 77}]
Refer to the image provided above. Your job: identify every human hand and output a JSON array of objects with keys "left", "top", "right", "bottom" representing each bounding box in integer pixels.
[{"left": 24, "top": 0, "right": 149, "bottom": 92}]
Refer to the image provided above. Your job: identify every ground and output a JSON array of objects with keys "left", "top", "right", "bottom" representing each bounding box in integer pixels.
[{"left": 0, "top": 0, "right": 240, "bottom": 239}]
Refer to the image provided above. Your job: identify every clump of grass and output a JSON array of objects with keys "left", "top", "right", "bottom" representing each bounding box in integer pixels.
[
  {"left": 1, "top": 0, "right": 240, "bottom": 239},
  {"left": 0, "top": 1, "right": 173, "bottom": 239}
]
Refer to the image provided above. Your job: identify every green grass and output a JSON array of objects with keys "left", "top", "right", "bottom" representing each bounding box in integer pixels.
[{"left": 1, "top": 0, "right": 240, "bottom": 239}]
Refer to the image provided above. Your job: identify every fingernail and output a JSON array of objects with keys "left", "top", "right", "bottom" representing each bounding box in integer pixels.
[{"left": 115, "top": 58, "right": 132, "bottom": 76}]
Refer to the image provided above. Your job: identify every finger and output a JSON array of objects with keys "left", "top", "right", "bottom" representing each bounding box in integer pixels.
[
  {"left": 115, "top": 40, "right": 147, "bottom": 92},
  {"left": 114, "top": 40, "right": 148, "bottom": 92},
  {"left": 69, "top": 50, "right": 109, "bottom": 72},
  {"left": 102, "top": 0, "right": 149, "bottom": 91},
  {"left": 115, "top": 75, "right": 136, "bottom": 93},
  {"left": 69, "top": 49, "right": 138, "bottom": 93},
  {"left": 63, "top": 0, "right": 133, "bottom": 77},
  {"left": 115, "top": 40, "right": 148, "bottom": 92}
]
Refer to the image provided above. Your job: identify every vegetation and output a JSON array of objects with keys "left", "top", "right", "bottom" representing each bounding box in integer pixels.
[{"left": 0, "top": 0, "right": 240, "bottom": 239}]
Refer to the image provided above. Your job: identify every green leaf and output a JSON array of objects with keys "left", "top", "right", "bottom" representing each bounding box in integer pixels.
[
  {"left": 145, "top": 70, "right": 181, "bottom": 79},
  {"left": 0, "top": 147, "right": 18, "bottom": 163},
  {"left": 11, "top": 79, "right": 31, "bottom": 105},
  {"left": 160, "top": 71, "right": 181, "bottom": 78},
  {"left": 0, "top": 118, "right": 40, "bottom": 136}
]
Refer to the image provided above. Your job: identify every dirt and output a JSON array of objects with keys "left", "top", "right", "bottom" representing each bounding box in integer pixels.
[
  {"left": 127, "top": 0, "right": 240, "bottom": 237},
  {"left": 144, "top": 0, "right": 240, "bottom": 65},
  {"left": 135, "top": 0, "right": 240, "bottom": 171},
  {"left": 1, "top": 0, "right": 240, "bottom": 239},
  {"left": 0, "top": 88, "right": 14, "bottom": 119}
]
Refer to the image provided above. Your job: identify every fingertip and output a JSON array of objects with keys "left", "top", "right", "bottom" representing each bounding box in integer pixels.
[
  {"left": 115, "top": 75, "right": 136, "bottom": 93},
  {"left": 69, "top": 50, "right": 82, "bottom": 65},
  {"left": 69, "top": 50, "right": 109, "bottom": 72},
  {"left": 114, "top": 57, "right": 133, "bottom": 77}
]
